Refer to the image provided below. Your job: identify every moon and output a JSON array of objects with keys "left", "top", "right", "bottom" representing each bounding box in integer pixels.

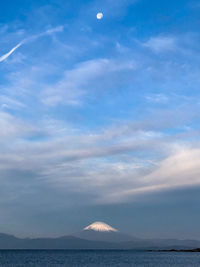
[{"left": 96, "top": 12, "right": 103, "bottom": 20}]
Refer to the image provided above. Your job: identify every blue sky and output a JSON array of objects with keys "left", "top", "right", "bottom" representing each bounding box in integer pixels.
[{"left": 0, "top": 0, "right": 200, "bottom": 239}]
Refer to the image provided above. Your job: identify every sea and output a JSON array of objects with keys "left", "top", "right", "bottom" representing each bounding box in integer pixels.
[{"left": 0, "top": 250, "right": 199, "bottom": 266}]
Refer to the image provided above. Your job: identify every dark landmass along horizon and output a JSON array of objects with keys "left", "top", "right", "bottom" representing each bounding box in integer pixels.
[
  {"left": 149, "top": 248, "right": 200, "bottom": 252},
  {"left": 0, "top": 232, "right": 200, "bottom": 250},
  {"left": 0, "top": 221, "right": 199, "bottom": 250}
]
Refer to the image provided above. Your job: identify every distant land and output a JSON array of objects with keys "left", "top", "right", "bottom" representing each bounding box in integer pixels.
[
  {"left": 149, "top": 248, "right": 200, "bottom": 253},
  {"left": 1, "top": 222, "right": 200, "bottom": 250}
]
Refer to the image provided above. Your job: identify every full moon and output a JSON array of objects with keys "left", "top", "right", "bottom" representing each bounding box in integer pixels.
[{"left": 96, "top": 12, "right": 103, "bottom": 20}]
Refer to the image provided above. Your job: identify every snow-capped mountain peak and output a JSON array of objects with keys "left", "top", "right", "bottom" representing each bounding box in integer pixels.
[{"left": 83, "top": 222, "right": 118, "bottom": 232}]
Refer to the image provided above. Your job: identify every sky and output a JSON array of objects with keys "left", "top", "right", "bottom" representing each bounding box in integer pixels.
[{"left": 0, "top": 0, "right": 200, "bottom": 239}]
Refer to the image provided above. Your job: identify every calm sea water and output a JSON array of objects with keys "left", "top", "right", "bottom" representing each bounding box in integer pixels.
[{"left": 0, "top": 250, "right": 200, "bottom": 267}]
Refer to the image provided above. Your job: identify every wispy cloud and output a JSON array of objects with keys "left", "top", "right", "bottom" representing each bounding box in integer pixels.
[
  {"left": 0, "top": 105, "right": 198, "bottom": 206},
  {"left": 104, "top": 146, "right": 200, "bottom": 203},
  {"left": 145, "top": 94, "right": 169, "bottom": 104},
  {"left": 41, "top": 58, "right": 135, "bottom": 106},
  {"left": 143, "top": 36, "right": 176, "bottom": 53},
  {"left": 0, "top": 95, "right": 26, "bottom": 110},
  {"left": 24, "top": 25, "right": 64, "bottom": 43}
]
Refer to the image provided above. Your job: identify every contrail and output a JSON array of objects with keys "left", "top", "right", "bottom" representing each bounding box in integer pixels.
[
  {"left": 0, "top": 25, "right": 64, "bottom": 63},
  {"left": 0, "top": 42, "right": 22, "bottom": 62},
  {"left": 24, "top": 26, "right": 64, "bottom": 43}
]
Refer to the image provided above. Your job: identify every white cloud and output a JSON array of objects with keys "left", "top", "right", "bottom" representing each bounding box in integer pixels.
[
  {"left": 144, "top": 36, "right": 176, "bottom": 53},
  {"left": 41, "top": 58, "right": 135, "bottom": 106},
  {"left": 0, "top": 112, "right": 35, "bottom": 141},
  {"left": 103, "top": 146, "right": 200, "bottom": 203},
  {"left": 0, "top": 95, "right": 26, "bottom": 110},
  {"left": 0, "top": 108, "right": 199, "bottom": 205},
  {"left": 145, "top": 94, "right": 169, "bottom": 103},
  {"left": 0, "top": 25, "right": 200, "bottom": 209},
  {"left": 24, "top": 25, "right": 64, "bottom": 43}
]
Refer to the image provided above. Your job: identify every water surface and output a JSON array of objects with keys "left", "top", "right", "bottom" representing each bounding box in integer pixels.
[{"left": 0, "top": 250, "right": 200, "bottom": 266}]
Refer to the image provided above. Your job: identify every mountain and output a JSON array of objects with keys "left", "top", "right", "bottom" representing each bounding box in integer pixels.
[
  {"left": 74, "top": 221, "right": 136, "bottom": 242},
  {"left": 0, "top": 221, "right": 200, "bottom": 249},
  {"left": 0, "top": 232, "right": 200, "bottom": 250},
  {"left": 0, "top": 234, "right": 119, "bottom": 249}
]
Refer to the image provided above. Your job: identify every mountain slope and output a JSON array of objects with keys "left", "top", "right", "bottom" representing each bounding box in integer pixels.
[
  {"left": 0, "top": 222, "right": 200, "bottom": 250},
  {"left": 74, "top": 221, "right": 138, "bottom": 242},
  {"left": 0, "top": 233, "right": 200, "bottom": 249},
  {"left": 0, "top": 234, "right": 120, "bottom": 249}
]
